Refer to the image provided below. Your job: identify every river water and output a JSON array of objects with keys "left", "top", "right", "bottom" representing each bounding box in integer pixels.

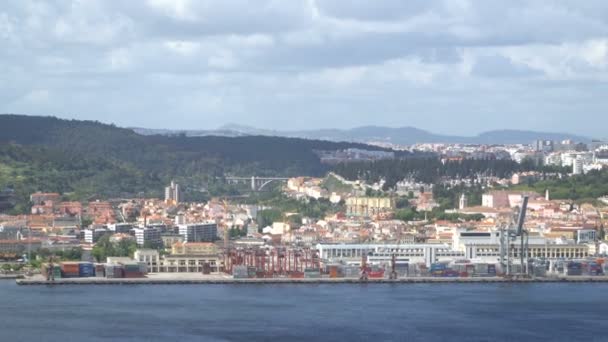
[{"left": 1, "top": 281, "right": 606, "bottom": 341}]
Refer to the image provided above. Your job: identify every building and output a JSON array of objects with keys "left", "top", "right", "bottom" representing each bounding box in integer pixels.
[
  {"left": 133, "top": 227, "right": 162, "bottom": 247},
  {"left": 108, "top": 223, "right": 134, "bottom": 234},
  {"left": 30, "top": 192, "right": 60, "bottom": 206},
  {"left": 161, "top": 233, "right": 184, "bottom": 248},
  {"left": 134, "top": 249, "right": 160, "bottom": 273},
  {"left": 482, "top": 191, "right": 539, "bottom": 209},
  {"left": 315, "top": 243, "right": 462, "bottom": 267},
  {"left": 134, "top": 247, "right": 221, "bottom": 273},
  {"left": 165, "top": 181, "right": 182, "bottom": 204},
  {"left": 0, "top": 239, "right": 42, "bottom": 257},
  {"left": 84, "top": 228, "right": 109, "bottom": 244},
  {"left": 346, "top": 197, "right": 395, "bottom": 217},
  {"left": 573, "top": 158, "right": 584, "bottom": 175},
  {"left": 577, "top": 229, "right": 597, "bottom": 244},
  {"left": 171, "top": 242, "right": 218, "bottom": 255},
  {"left": 459, "top": 194, "right": 468, "bottom": 210},
  {"left": 178, "top": 222, "right": 218, "bottom": 243}
]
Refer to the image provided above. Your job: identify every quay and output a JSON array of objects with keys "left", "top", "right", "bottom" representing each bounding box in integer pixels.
[{"left": 15, "top": 274, "right": 608, "bottom": 286}]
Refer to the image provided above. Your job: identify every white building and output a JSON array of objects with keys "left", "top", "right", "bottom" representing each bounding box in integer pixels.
[
  {"left": 84, "top": 228, "right": 109, "bottom": 244},
  {"left": 165, "top": 181, "right": 182, "bottom": 204}
]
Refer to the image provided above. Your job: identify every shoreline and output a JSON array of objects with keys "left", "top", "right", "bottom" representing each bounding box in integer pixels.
[{"left": 16, "top": 275, "right": 608, "bottom": 286}]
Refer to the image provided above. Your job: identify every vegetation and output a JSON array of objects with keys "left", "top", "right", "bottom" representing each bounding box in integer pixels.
[
  {"left": 321, "top": 173, "right": 353, "bottom": 194},
  {"left": 514, "top": 169, "right": 608, "bottom": 202},
  {"left": 35, "top": 247, "right": 83, "bottom": 261},
  {"left": 247, "top": 190, "right": 343, "bottom": 228},
  {"left": 91, "top": 235, "right": 137, "bottom": 262},
  {"left": 0, "top": 114, "right": 393, "bottom": 213}
]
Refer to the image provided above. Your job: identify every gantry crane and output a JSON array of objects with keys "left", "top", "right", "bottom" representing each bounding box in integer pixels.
[{"left": 501, "top": 196, "right": 529, "bottom": 277}]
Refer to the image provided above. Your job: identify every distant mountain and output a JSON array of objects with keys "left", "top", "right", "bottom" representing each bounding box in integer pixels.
[{"left": 136, "top": 124, "right": 592, "bottom": 145}]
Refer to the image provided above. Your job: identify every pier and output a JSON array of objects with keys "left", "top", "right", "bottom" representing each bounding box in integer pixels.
[{"left": 16, "top": 275, "right": 608, "bottom": 286}]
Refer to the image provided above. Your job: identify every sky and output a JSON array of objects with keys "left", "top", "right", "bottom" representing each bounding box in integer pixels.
[{"left": 1, "top": 1, "right": 607, "bottom": 137}]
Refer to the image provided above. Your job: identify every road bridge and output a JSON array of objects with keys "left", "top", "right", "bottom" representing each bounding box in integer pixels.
[{"left": 225, "top": 176, "right": 289, "bottom": 191}]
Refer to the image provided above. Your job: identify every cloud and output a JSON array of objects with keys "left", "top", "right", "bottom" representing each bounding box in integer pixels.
[{"left": 1, "top": 0, "right": 608, "bottom": 137}]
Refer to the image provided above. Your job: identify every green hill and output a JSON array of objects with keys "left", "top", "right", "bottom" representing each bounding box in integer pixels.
[{"left": 0, "top": 114, "right": 397, "bottom": 213}]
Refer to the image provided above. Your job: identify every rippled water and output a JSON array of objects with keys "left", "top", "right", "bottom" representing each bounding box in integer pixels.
[{"left": 1, "top": 280, "right": 607, "bottom": 341}]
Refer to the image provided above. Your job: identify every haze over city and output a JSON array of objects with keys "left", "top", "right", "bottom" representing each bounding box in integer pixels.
[{"left": 1, "top": 1, "right": 608, "bottom": 136}]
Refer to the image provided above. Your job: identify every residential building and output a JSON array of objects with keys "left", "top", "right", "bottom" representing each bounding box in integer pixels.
[
  {"left": 346, "top": 197, "right": 395, "bottom": 217},
  {"left": 133, "top": 227, "right": 162, "bottom": 247},
  {"left": 84, "top": 228, "right": 109, "bottom": 244},
  {"left": 165, "top": 181, "right": 182, "bottom": 204},
  {"left": 178, "top": 222, "right": 218, "bottom": 242}
]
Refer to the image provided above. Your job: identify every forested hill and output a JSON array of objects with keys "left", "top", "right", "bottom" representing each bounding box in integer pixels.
[
  {"left": 0, "top": 114, "right": 403, "bottom": 211},
  {"left": 0, "top": 114, "right": 396, "bottom": 176}
]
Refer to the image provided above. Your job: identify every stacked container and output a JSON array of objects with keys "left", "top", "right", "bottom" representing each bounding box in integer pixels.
[
  {"left": 122, "top": 262, "right": 145, "bottom": 278},
  {"left": 430, "top": 263, "right": 447, "bottom": 277},
  {"left": 304, "top": 268, "right": 322, "bottom": 278},
  {"left": 368, "top": 265, "right": 385, "bottom": 279},
  {"left": 95, "top": 264, "right": 106, "bottom": 277},
  {"left": 289, "top": 271, "right": 304, "bottom": 279},
  {"left": 233, "top": 265, "right": 248, "bottom": 279},
  {"left": 328, "top": 265, "right": 340, "bottom": 278},
  {"left": 395, "top": 263, "right": 409, "bottom": 277},
  {"left": 105, "top": 264, "right": 124, "bottom": 278},
  {"left": 78, "top": 262, "right": 95, "bottom": 277},
  {"left": 60, "top": 262, "right": 80, "bottom": 278},
  {"left": 340, "top": 266, "right": 359, "bottom": 278},
  {"left": 566, "top": 262, "right": 583, "bottom": 276},
  {"left": 588, "top": 262, "right": 603, "bottom": 276}
]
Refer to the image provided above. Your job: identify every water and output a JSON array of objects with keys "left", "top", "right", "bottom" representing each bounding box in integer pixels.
[{"left": 1, "top": 280, "right": 607, "bottom": 342}]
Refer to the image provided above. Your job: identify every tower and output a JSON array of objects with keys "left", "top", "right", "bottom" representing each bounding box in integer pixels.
[
  {"left": 545, "top": 189, "right": 550, "bottom": 201},
  {"left": 165, "top": 181, "right": 182, "bottom": 204},
  {"left": 459, "top": 193, "right": 468, "bottom": 210}
]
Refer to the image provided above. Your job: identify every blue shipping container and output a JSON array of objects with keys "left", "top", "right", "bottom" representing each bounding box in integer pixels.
[
  {"left": 79, "top": 262, "right": 96, "bottom": 277},
  {"left": 430, "top": 263, "right": 447, "bottom": 271}
]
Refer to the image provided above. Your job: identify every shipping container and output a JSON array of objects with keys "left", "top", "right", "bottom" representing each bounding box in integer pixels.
[
  {"left": 233, "top": 265, "right": 249, "bottom": 279},
  {"left": 105, "top": 264, "right": 124, "bottom": 278},
  {"left": 290, "top": 272, "right": 304, "bottom": 279},
  {"left": 368, "top": 270, "right": 385, "bottom": 279},
  {"left": 329, "top": 266, "right": 339, "bottom": 278},
  {"left": 94, "top": 264, "right": 105, "bottom": 277},
  {"left": 60, "top": 262, "right": 80, "bottom": 278},
  {"left": 430, "top": 263, "right": 447, "bottom": 271},
  {"left": 124, "top": 271, "right": 145, "bottom": 278},
  {"left": 487, "top": 264, "right": 496, "bottom": 275},
  {"left": 79, "top": 262, "right": 95, "bottom": 277}
]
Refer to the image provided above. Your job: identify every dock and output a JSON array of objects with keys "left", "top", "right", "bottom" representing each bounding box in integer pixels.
[{"left": 16, "top": 275, "right": 608, "bottom": 285}]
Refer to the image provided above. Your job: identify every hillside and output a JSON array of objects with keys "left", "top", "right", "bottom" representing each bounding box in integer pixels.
[{"left": 0, "top": 114, "right": 400, "bottom": 212}]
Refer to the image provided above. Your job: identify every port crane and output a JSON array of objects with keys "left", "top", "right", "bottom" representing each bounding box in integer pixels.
[
  {"left": 389, "top": 224, "right": 402, "bottom": 280},
  {"left": 500, "top": 196, "right": 529, "bottom": 277},
  {"left": 46, "top": 255, "right": 55, "bottom": 281}
]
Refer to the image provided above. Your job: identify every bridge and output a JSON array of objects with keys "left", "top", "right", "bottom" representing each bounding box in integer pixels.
[{"left": 225, "top": 176, "right": 289, "bottom": 191}]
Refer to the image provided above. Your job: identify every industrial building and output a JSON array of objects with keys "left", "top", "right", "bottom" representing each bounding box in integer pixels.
[
  {"left": 134, "top": 247, "right": 221, "bottom": 273},
  {"left": 316, "top": 228, "right": 591, "bottom": 267}
]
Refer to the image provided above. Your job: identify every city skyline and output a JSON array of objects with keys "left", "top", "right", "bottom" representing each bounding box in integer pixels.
[{"left": 1, "top": 1, "right": 607, "bottom": 136}]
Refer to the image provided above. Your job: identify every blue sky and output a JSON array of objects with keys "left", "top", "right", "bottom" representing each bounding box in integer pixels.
[{"left": 1, "top": 1, "right": 607, "bottom": 137}]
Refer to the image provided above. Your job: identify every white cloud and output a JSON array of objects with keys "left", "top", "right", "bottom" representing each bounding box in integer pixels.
[{"left": 1, "top": 1, "right": 608, "bottom": 137}]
